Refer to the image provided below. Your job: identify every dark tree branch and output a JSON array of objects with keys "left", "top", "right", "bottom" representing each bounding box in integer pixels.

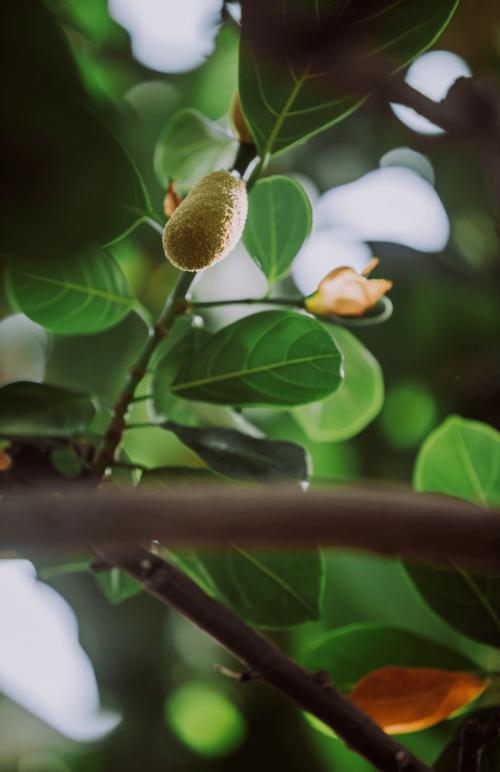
[
  {"left": 2, "top": 484, "right": 499, "bottom": 566},
  {"left": 94, "top": 543, "right": 432, "bottom": 772}
]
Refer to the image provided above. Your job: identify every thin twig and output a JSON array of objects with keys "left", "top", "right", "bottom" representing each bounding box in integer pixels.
[
  {"left": 91, "top": 272, "right": 195, "bottom": 475},
  {"left": 2, "top": 485, "right": 499, "bottom": 566},
  {"left": 93, "top": 543, "right": 431, "bottom": 772}
]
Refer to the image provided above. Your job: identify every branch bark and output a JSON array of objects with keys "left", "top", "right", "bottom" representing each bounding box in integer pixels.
[
  {"left": 94, "top": 543, "right": 432, "bottom": 772},
  {"left": 2, "top": 484, "right": 499, "bottom": 566}
]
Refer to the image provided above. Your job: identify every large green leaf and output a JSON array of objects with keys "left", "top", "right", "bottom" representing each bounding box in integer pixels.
[
  {"left": 302, "top": 623, "right": 480, "bottom": 694},
  {"left": 160, "top": 421, "right": 309, "bottom": 483},
  {"left": 239, "top": 0, "right": 459, "bottom": 156},
  {"left": 294, "top": 326, "right": 384, "bottom": 442},
  {"left": 405, "top": 417, "right": 500, "bottom": 649},
  {"left": 171, "top": 310, "right": 342, "bottom": 407},
  {"left": 0, "top": 0, "right": 147, "bottom": 256},
  {"left": 243, "top": 176, "right": 312, "bottom": 284},
  {"left": 6, "top": 251, "right": 137, "bottom": 335},
  {"left": 0, "top": 382, "right": 95, "bottom": 437},
  {"left": 154, "top": 108, "right": 238, "bottom": 194},
  {"left": 196, "top": 548, "right": 323, "bottom": 628}
]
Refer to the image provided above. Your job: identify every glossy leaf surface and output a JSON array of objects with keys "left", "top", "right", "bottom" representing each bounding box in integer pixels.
[{"left": 172, "top": 310, "right": 342, "bottom": 407}]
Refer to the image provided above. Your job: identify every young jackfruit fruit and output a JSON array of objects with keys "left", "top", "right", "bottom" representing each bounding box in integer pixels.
[{"left": 162, "top": 171, "right": 248, "bottom": 271}]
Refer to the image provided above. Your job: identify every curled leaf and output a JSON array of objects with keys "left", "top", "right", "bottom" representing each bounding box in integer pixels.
[
  {"left": 305, "top": 258, "right": 392, "bottom": 318},
  {"left": 349, "top": 666, "right": 487, "bottom": 734},
  {"left": 230, "top": 92, "right": 254, "bottom": 145},
  {"left": 164, "top": 181, "right": 183, "bottom": 218}
]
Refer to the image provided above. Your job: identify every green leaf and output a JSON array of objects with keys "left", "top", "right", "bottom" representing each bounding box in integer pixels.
[
  {"left": 196, "top": 548, "right": 323, "bottom": 628},
  {"left": 239, "top": 0, "right": 459, "bottom": 156},
  {"left": 405, "top": 417, "right": 500, "bottom": 648},
  {"left": 160, "top": 422, "right": 309, "bottom": 483},
  {"left": 95, "top": 568, "right": 143, "bottom": 604},
  {"left": 294, "top": 326, "right": 384, "bottom": 442},
  {"left": 6, "top": 251, "right": 137, "bottom": 335},
  {"left": 414, "top": 416, "right": 500, "bottom": 507},
  {"left": 171, "top": 310, "right": 342, "bottom": 407},
  {"left": 0, "top": 382, "right": 96, "bottom": 437},
  {"left": 152, "top": 324, "right": 209, "bottom": 422},
  {"left": 49, "top": 446, "right": 83, "bottom": 479},
  {"left": 154, "top": 108, "right": 238, "bottom": 194},
  {"left": 1, "top": 0, "right": 147, "bottom": 256},
  {"left": 301, "top": 623, "right": 479, "bottom": 694},
  {"left": 243, "top": 176, "right": 312, "bottom": 284}
]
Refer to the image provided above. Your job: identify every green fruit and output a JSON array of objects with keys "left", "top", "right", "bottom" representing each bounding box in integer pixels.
[{"left": 162, "top": 171, "right": 248, "bottom": 271}]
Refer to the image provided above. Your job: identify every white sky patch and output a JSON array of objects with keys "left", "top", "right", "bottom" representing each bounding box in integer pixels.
[
  {"left": 315, "top": 167, "right": 450, "bottom": 253},
  {"left": 292, "top": 230, "right": 373, "bottom": 296},
  {"left": 0, "top": 314, "right": 49, "bottom": 387},
  {"left": 391, "top": 50, "right": 472, "bottom": 135},
  {"left": 108, "top": 0, "right": 223, "bottom": 73},
  {"left": 0, "top": 561, "right": 120, "bottom": 742}
]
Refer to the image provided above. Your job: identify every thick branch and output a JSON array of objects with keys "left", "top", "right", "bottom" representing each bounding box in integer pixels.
[
  {"left": 2, "top": 485, "right": 499, "bottom": 566},
  {"left": 94, "top": 543, "right": 431, "bottom": 772}
]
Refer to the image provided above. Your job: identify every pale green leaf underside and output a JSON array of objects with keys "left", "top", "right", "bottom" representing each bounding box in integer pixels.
[
  {"left": 294, "top": 325, "right": 384, "bottom": 442},
  {"left": 415, "top": 416, "right": 500, "bottom": 507},
  {"left": 171, "top": 310, "right": 342, "bottom": 407},
  {"left": 154, "top": 108, "right": 238, "bottom": 193},
  {"left": 6, "top": 251, "right": 136, "bottom": 335},
  {"left": 405, "top": 416, "right": 500, "bottom": 648},
  {"left": 196, "top": 547, "right": 323, "bottom": 628},
  {"left": 243, "top": 175, "right": 312, "bottom": 284},
  {"left": 240, "top": 0, "right": 460, "bottom": 155}
]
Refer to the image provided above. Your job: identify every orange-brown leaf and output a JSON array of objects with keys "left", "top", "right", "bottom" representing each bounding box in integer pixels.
[
  {"left": 0, "top": 450, "right": 12, "bottom": 472},
  {"left": 349, "top": 666, "right": 487, "bottom": 734}
]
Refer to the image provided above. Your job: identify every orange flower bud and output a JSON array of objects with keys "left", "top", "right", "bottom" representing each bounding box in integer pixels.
[
  {"left": 164, "top": 181, "right": 183, "bottom": 218},
  {"left": 305, "top": 258, "right": 392, "bottom": 317}
]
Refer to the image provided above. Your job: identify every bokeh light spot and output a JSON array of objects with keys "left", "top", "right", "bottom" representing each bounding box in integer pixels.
[
  {"left": 380, "top": 382, "right": 438, "bottom": 449},
  {"left": 391, "top": 51, "right": 472, "bottom": 135},
  {"left": 165, "top": 682, "right": 246, "bottom": 757}
]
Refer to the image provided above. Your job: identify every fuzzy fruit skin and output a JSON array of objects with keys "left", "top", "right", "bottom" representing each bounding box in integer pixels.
[{"left": 162, "top": 171, "right": 248, "bottom": 271}]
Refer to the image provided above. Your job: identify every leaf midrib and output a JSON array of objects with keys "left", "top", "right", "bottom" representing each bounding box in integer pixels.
[
  {"left": 453, "top": 562, "right": 500, "bottom": 636},
  {"left": 8, "top": 269, "right": 133, "bottom": 307},
  {"left": 233, "top": 546, "right": 317, "bottom": 616},
  {"left": 172, "top": 351, "right": 337, "bottom": 393}
]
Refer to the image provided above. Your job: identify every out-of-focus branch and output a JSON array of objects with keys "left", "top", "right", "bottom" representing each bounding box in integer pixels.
[
  {"left": 2, "top": 485, "right": 499, "bottom": 566},
  {"left": 94, "top": 543, "right": 431, "bottom": 772}
]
